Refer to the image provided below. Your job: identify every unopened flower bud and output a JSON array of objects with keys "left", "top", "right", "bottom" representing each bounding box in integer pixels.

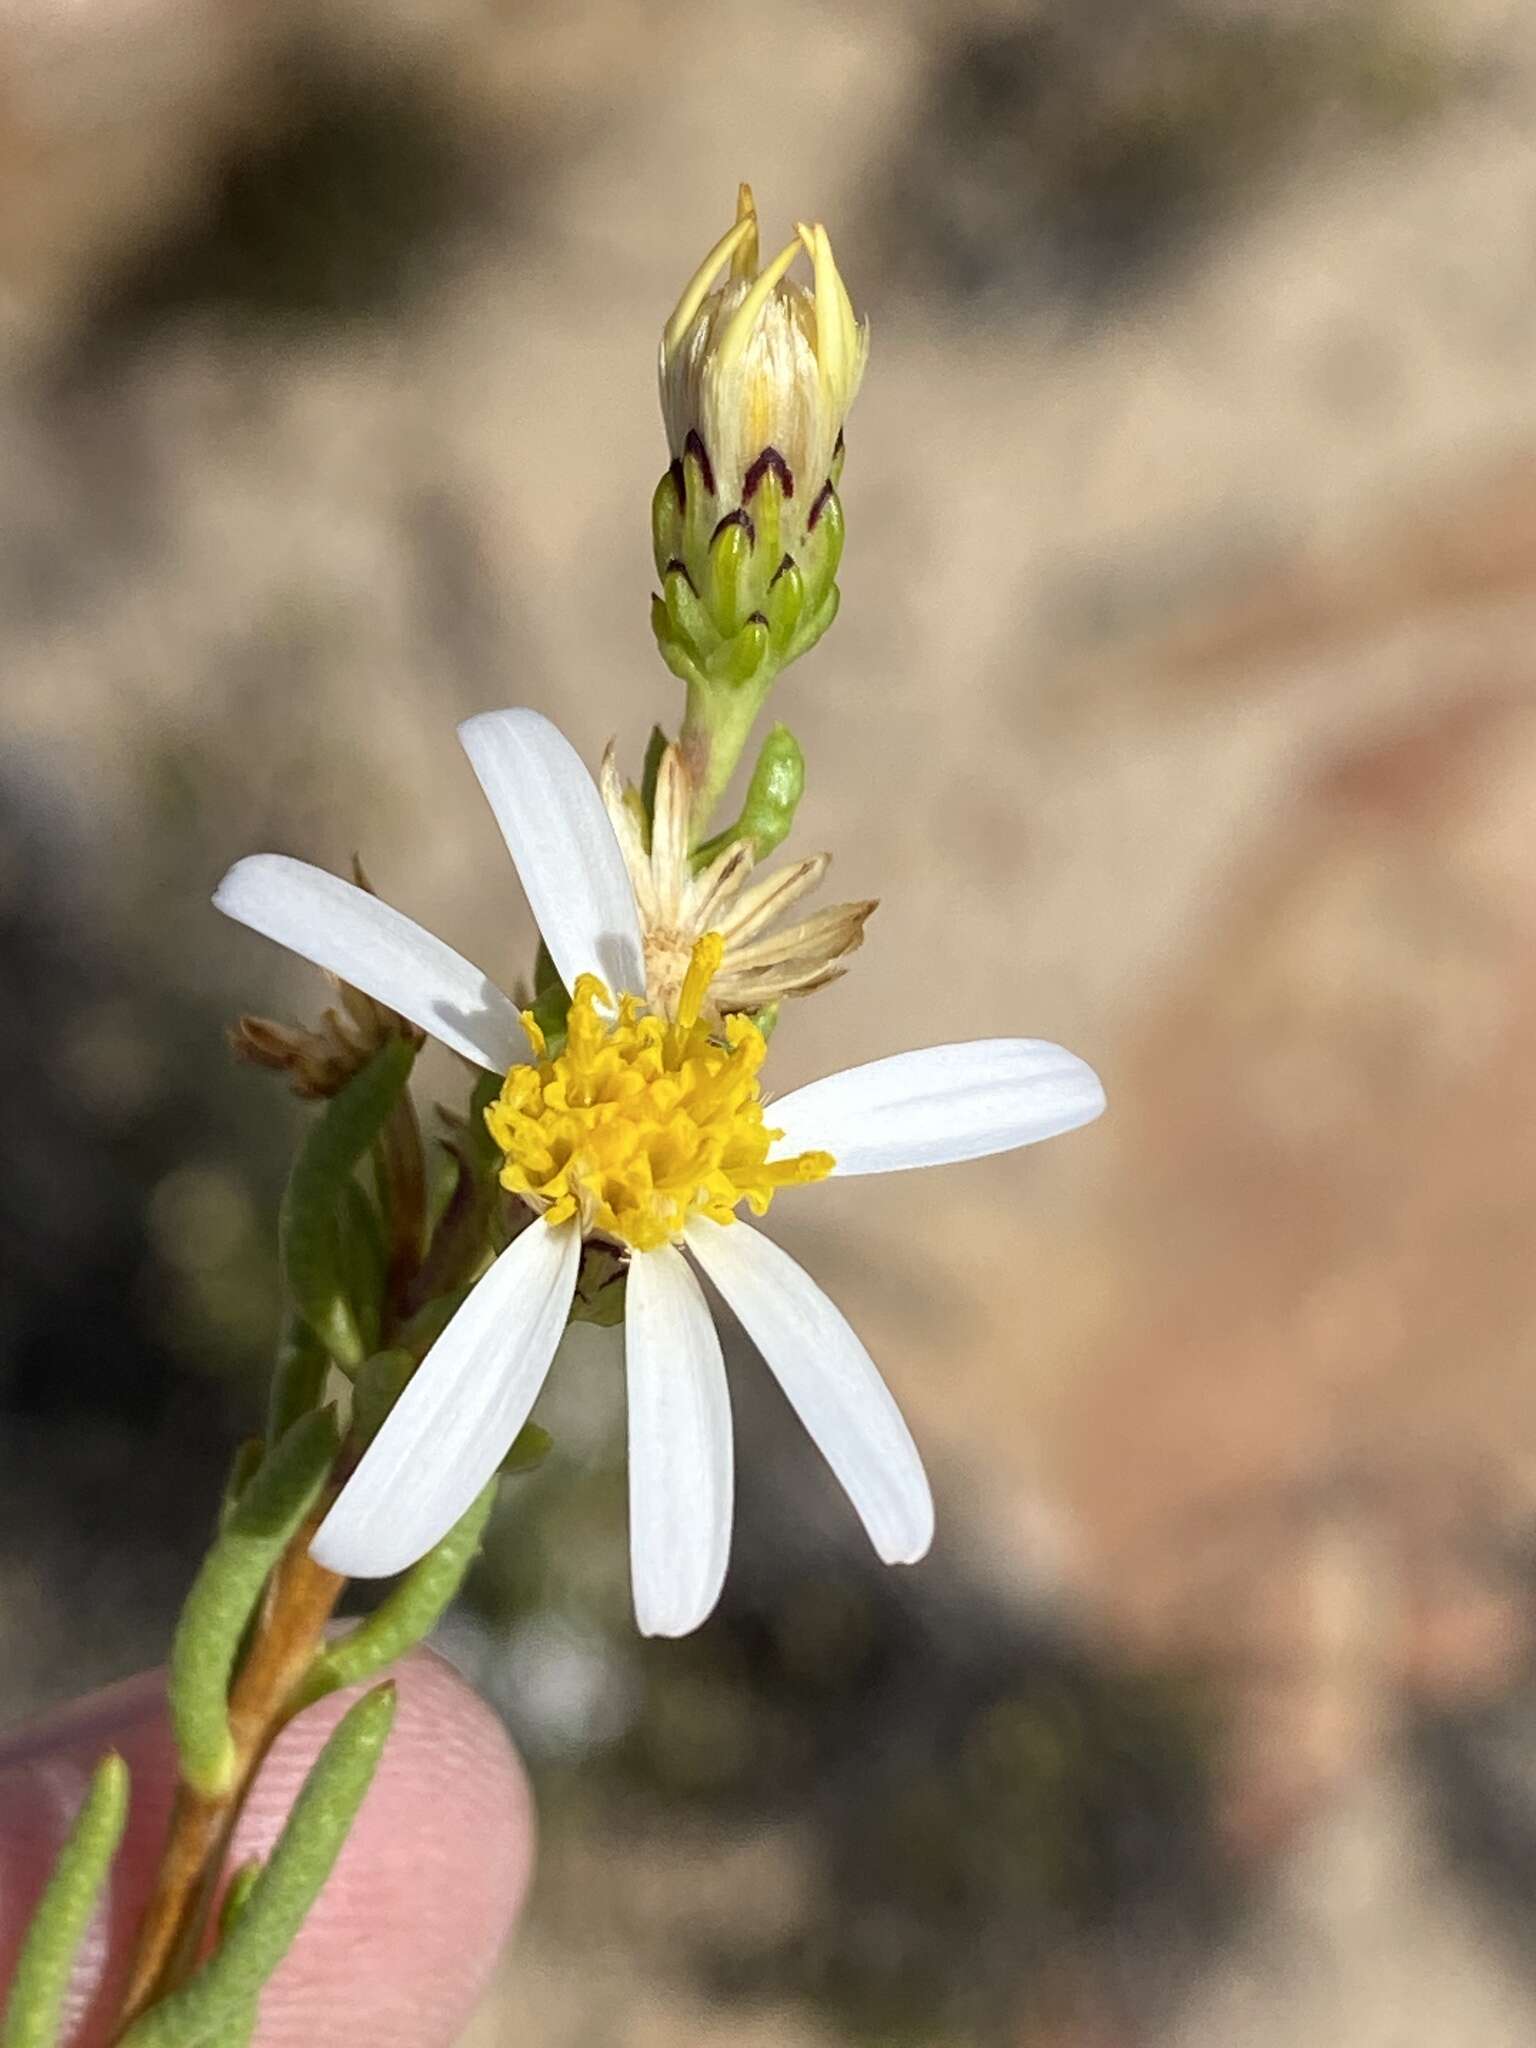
[{"left": 653, "top": 184, "right": 867, "bottom": 728}]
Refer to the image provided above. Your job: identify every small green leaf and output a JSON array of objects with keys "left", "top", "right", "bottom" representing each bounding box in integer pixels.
[
  {"left": 217, "top": 1439, "right": 265, "bottom": 1533},
  {"left": 336, "top": 1177, "right": 386, "bottom": 1359},
  {"left": 281, "top": 1040, "right": 416, "bottom": 1369},
  {"left": 266, "top": 1313, "right": 329, "bottom": 1445},
  {"left": 693, "top": 723, "right": 805, "bottom": 867},
  {"left": 170, "top": 1409, "right": 340, "bottom": 1798},
  {"left": 1, "top": 1753, "right": 128, "bottom": 2048},
  {"left": 296, "top": 1485, "right": 497, "bottom": 1708},
  {"left": 119, "top": 1687, "right": 398, "bottom": 2048},
  {"left": 218, "top": 1861, "right": 262, "bottom": 1937}
]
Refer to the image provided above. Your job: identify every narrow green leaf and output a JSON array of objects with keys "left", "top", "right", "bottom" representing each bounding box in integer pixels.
[
  {"left": 336, "top": 1177, "right": 386, "bottom": 1359},
  {"left": 692, "top": 723, "right": 805, "bottom": 868},
  {"left": 734, "top": 723, "right": 804, "bottom": 858},
  {"left": 266, "top": 1313, "right": 329, "bottom": 1446},
  {"left": 170, "top": 1409, "right": 340, "bottom": 1798},
  {"left": 119, "top": 1688, "right": 397, "bottom": 2048},
  {"left": 218, "top": 1862, "right": 261, "bottom": 1937},
  {"left": 1, "top": 1754, "right": 128, "bottom": 2048},
  {"left": 217, "top": 1439, "right": 264, "bottom": 1533},
  {"left": 280, "top": 1040, "right": 416, "bottom": 1369},
  {"left": 296, "top": 1483, "right": 497, "bottom": 1707}
]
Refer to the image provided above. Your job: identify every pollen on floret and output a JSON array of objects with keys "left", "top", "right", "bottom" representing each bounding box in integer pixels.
[{"left": 486, "top": 935, "right": 832, "bottom": 1253}]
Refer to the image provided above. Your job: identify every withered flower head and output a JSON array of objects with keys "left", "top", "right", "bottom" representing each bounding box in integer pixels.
[{"left": 230, "top": 861, "right": 425, "bottom": 1098}]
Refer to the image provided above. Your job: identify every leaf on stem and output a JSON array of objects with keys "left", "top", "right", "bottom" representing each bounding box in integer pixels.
[
  {"left": 265, "top": 1313, "right": 330, "bottom": 1446},
  {"left": 218, "top": 1863, "right": 262, "bottom": 1938},
  {"left": 295, "top": 1482, "right": 498, "bottom": 1707},
  {"left": 691, "top": 722, "right": 805, "bottom": 867},
  {"left": 280, "top": 1039, "right": 416, "bottom": 1370},
  {"left": 0, "top": 1754, "right": 129, "bottom": 2048},
  {"left": 217, "top": 1440, "right": 265, "bottom": 1533},
  {"left": 170, "top": 1409, "right": 341, "bottom": 1798},
  {"left": 117, "top": 1687, "right": 398, "bottom": 2048}
]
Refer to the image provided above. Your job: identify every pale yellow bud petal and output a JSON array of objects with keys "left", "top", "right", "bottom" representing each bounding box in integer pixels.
[
  {"left": 731, "top": 181, "right": 759, "bottom": 281},
  {"left": 715, "top": 237, "right": 802, "bottom": 375},
  {"left": 664, "top": 214, "right": 758, "bottom": 359},
  {"left": 658, "top": 190, "right": 867, "bottom": 513}
]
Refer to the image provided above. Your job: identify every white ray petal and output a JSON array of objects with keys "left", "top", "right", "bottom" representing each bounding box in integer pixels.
[
  {"left": 214, "top": 854, "right": 526, "bottom": 1073},
  {"left": 684, "top": 1218, "right": 932, "bottom": 1565},
  {"left": 458, "top": 709, "right": 645, "bottom": 999},
  {"left": 311, "top": 1218, "right": 580, "bottom": 1578},
  {"left": 768, "top": 1039, "right": 1105, "bottom": 1177},
  {"left": 625, "top": 1244, "right": 734, "bottom": 1637}
]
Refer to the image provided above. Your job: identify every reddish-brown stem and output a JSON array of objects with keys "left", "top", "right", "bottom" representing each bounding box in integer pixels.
[
  {"left": 118, "top": 1030, "right": 428, "bottom": 2033},
  {"left": 113, "top": 1512, "right": 346, "bottom": 2034}
]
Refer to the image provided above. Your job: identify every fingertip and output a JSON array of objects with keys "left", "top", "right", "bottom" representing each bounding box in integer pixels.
[
  {"left": 235, "top": 1650, "right": 535, "bottom": 2048},
  {"left": 0, "top": 1652, "right": 534, "bottom": 2048}
]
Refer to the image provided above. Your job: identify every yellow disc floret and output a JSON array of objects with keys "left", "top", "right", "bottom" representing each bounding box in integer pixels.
[{"left": 485, "top": 933, "right": 833, "bottom": 1253}]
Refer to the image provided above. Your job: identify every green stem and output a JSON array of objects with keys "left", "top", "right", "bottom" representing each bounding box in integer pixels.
[{"left": 679, "top": 673, "right": 776, "bottom": 839}]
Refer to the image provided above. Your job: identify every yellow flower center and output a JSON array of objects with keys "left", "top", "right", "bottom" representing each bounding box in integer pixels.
[{"left": 485, "top": 933, "right": 833, "bottom": 1254}]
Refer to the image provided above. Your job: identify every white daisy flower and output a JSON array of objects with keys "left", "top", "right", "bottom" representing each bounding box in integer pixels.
[{"left": 215, "top": 709, "right": 1105, "bottom": 1637}]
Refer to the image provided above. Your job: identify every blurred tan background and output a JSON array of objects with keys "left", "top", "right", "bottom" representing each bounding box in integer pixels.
[{"left": 6, "top": 0, "right": 1536, "bottom": 2041}]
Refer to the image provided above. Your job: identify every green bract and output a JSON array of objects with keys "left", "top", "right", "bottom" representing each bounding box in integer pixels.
[{"left": 650, "top": 447, "right": 844, "bottom": 828}]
